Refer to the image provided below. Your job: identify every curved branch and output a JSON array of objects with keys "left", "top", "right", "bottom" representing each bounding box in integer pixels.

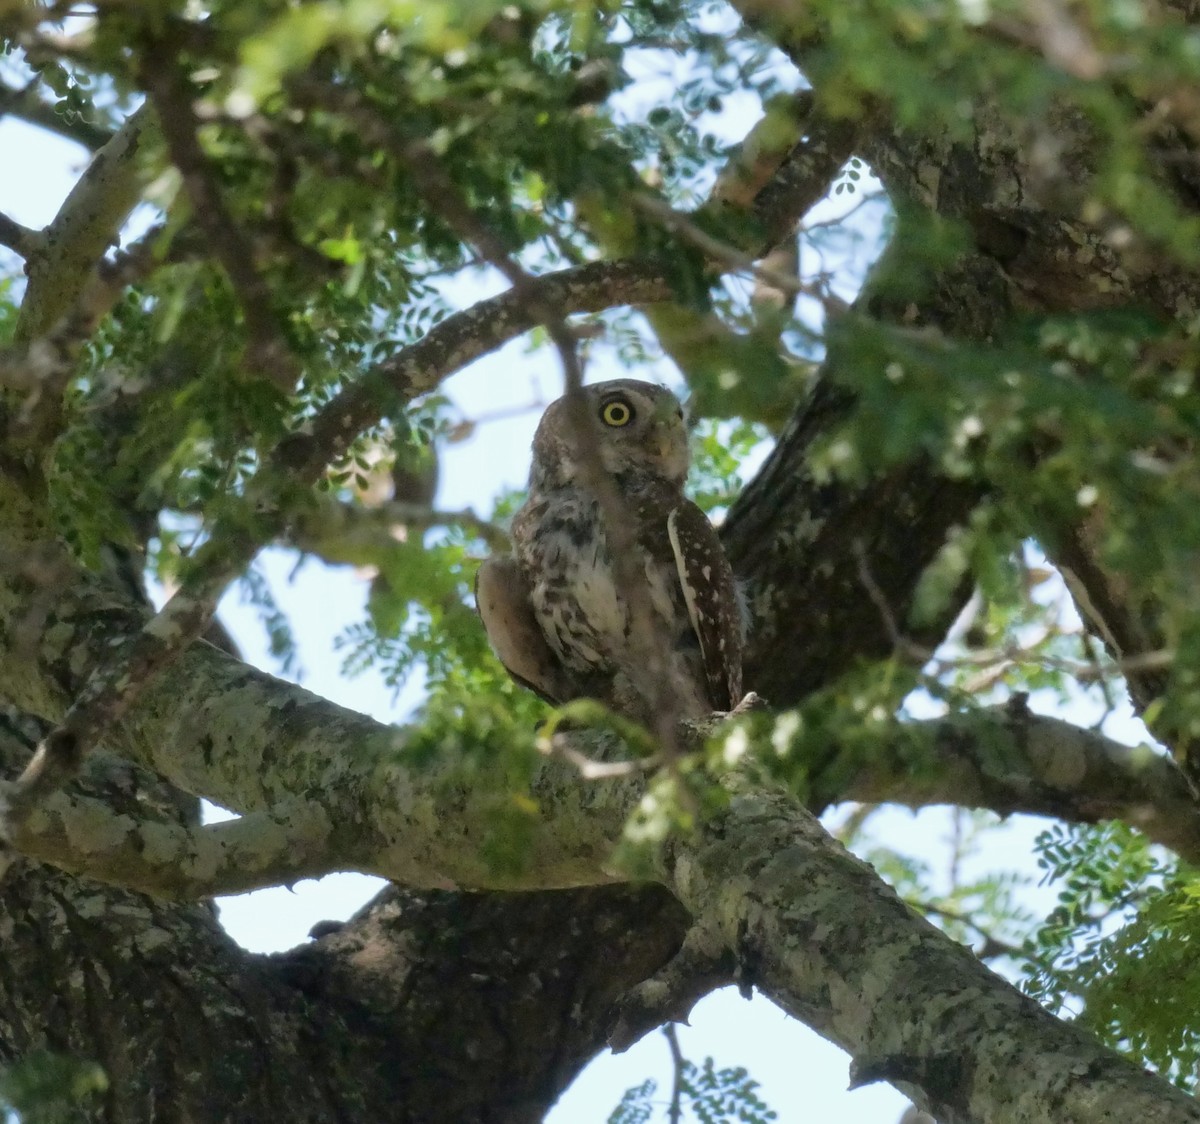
[
  {"left": 291, "top": 498, "right": 510, "bottom": 558},
  {"left": 0, "top": 212, "right": 43, "bottom": 259},
  {"left": 841, "top": 709, "right": 1200, "bottom": 863},
  {"left": 0, "top": 79, "right": 114, "bottom": 151},
  {"left": 15, "top": 102, "right": 157, "bottom": 345},
  {"left": 6, "top": 791, "right": 341, "bottom": 900},
  {"left": 662, "top": 779, "right": 1200, "bottom": 1124},
  {"left": 8, "top": 553, "right": 1199, "bottom": 895},
  {"left": 284, "top": 259, "right": 675, "bottom": 477},
  {"left": 0, "top": 536, "right": 643, "bottom": 892}
]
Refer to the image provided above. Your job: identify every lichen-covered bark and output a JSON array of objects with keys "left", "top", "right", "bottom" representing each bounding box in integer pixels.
[
  {"left": 724, "top": 378, "right": 981, "bottom": 704},
  {"left": 662, "top": 781, "right": 1200, "bottom": 1124},
  {"left": 842, "top": 709, "right": 1200, "bottom": 864},
  {"left": 4, "top": 456, "right": 1199, "bottom": 1122},
  {"left": 0, "top": 711, "right": 691, "bottom": 1122},
  {"left": 15, "top": 105, "right": 157, "bottom": 346}
]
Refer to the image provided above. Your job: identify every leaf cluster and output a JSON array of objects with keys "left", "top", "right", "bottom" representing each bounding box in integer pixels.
[
  {"left": 0, "top": 1051, "right": 107, "bottom": 1124},
  {"left": 608, "top": 1056, "right": 777, "bottom": 1123},
  {"left": 1022, "top": 821, "right": 1200, "bottom": 1084}
]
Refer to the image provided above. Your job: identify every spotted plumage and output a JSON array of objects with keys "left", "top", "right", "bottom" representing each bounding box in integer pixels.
[{"left": 476, "top": 379, "right": 744, "bottom": 721}]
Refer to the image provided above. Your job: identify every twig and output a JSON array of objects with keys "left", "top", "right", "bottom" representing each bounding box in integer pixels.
[
  {"left": 854, "top": 540, "right": 1169, "bottom": 689},
  {"left": 545, "top": 739, "right": 657, "bottom": 780},
  {"left": 912, "top": 899, "right": 1032, "bottom": 964},
  {"left": 534, "top": 706, "right": 668, "bottom": 780},
  {"left": 0, "top": 212, "right": 43, "bottom": 259},
  {"left": 631, "top": 191, "right": 825, "bottom": 302},
  {"left": 665, "top": 1023, "right": 686, "bottom": 1124},
  {"left": 291, "top": 498, "right": 511, "bottom": 557},
  {"left": 0, "top": 76, "right": 114, "bottom": 151},
  {"left": 140, "top": 56, "right": 299, "bottom": 393},
  {"left": 801, "top": 188, "right": 887, "bottom": 233},
  {"left": 853, "top": 538, "right": 933, "bottom": 662}
]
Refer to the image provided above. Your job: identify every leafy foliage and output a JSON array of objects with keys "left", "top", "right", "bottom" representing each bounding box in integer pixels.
[
  {"left": 609, "top": 1055, "right": 778, "bottom": 1123},
  {"left": 0, "top": 1052, "right": 107, "bottom": 1124},
  {"left": 1022, "top": 822, "right": 1200, "bottom": 1081}
]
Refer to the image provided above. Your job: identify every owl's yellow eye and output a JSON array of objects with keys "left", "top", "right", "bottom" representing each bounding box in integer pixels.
[{"left": 601, "top": 399, "right": 634, "bottom": 427}]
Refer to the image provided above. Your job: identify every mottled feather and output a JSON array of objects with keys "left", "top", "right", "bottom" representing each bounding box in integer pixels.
[{"left": 667, "top": 501, "right": 743, "bottom": 711}]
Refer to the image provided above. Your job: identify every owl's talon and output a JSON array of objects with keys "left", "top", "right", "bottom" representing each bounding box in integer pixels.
[
  {"left": 727, "top": 691, "right": 767, "bottom": 717},
  {"left": 696, "top": 692, "right": 767, "bottom": 730}
]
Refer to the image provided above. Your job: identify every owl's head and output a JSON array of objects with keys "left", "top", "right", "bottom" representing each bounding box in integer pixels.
[{"left": 530, "top": 380, "right": 689, "bottom": 490}]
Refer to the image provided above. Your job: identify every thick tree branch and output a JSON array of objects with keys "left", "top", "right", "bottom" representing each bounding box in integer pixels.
[
  {"left": 14, "top": 103, "right": 156, "bottom": 346},
  {"left": 0, "top": 526, "right": 645, "bottom": 890},
  {"left": 724, "top": 376, "right": 983, "bottom": 703},
  {"left": 2, "top": 855, "right": 687, "bottom": 1121},
  {"left": 6, "top": 791, "right": 343, "bottom": 899},
  {"left": 840, "top": 710, "right": 1200, "bottom": 863},
  {"left": 662, "top": 778, "right": 1200, "bottom": 1124},
  {"left": 4, "top": 532, "right": 1196, "bottom": 894}
]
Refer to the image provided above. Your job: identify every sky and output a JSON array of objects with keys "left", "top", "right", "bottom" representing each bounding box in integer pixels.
[{"left": 0, "top": 48, "right": 1160, "bottom": 1124}]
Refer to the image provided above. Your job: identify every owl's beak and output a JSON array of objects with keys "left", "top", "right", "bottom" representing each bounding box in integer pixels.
[{"left": 651, "top": 424, "right": 675, "bottom": 461}]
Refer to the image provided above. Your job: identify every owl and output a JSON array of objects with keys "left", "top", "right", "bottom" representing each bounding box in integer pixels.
[{"left": 476, "top": 379, "right": 743, "bottom": 723}]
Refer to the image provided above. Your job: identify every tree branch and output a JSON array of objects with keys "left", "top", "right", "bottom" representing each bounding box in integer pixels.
[
  {"left": 289, "top": 78, "right": 856, "bottom": 479},
  {"left": 6, "top": 791, "right": 343, "bottom": 899},
  {"left": 0, "top": 211, "right": 43, "bottom": 259},
  {"left": 5, "top": 540, "right": 1197, "bottom": 894},
  {"left": 15, "top": 102, "right": 156, "bottom": 345},
  {"left": 140, "top": 57, "right": 300, "bottom": 393},
  {"left": 290, "top": 497, "right": 510, "bottom": 559},
  {"left": 661, "top": 777, "right": 1200, "bottom": 1124},
  {"left": 284, "top": 259, "right": 673, "bottom": 478},
  {"left": 841, "top": 710, "right": 1200, "bottom": 862},
  {"left": 709, "top": 90, "right": 861, "bottom": 250},
  {"left": 0, "top": 78, "right": 114, "bottom": 151}
]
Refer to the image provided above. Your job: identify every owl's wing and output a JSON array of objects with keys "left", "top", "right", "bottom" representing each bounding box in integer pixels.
[
  {"left": 666, "top": 501, "right": 744, "bottom": 711},
  {"left": 475, "top": 556, "right": 575, "bottom": 705}
]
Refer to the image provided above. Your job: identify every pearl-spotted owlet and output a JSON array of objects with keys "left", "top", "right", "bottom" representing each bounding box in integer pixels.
[{"left": 476, "top": 380, "right": 743, "bottom": 721}]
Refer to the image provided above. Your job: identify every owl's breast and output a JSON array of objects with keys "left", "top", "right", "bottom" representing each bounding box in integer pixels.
[{"left": 512, "top": 490, "right": 681, "bottom": 677}]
